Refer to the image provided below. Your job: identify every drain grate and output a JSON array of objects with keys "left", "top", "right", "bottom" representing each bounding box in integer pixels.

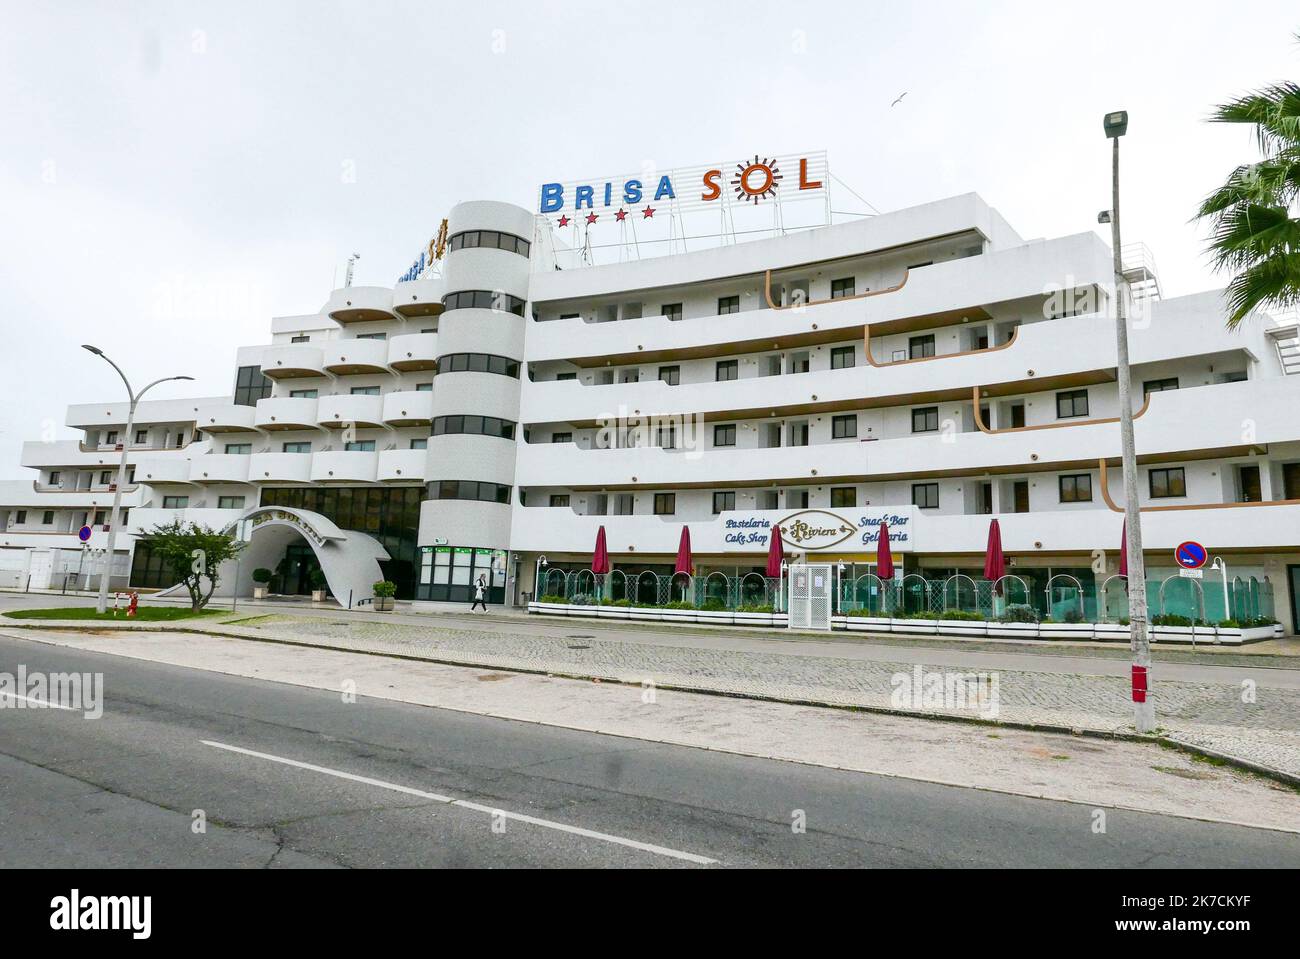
[{"left": 566, "top": 634, "right": 596, "bottom": 640}]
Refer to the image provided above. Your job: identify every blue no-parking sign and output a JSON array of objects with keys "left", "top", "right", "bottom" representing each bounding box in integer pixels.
[
  {"left": 1175, "top": 541, "right": 1208, "bottom": 570},
  {"left": 78, "top": 525, "right": 93, "bottom": 543}
]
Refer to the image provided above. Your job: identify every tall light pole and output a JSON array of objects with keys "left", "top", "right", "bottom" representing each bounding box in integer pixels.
[
  {"left": 1103, "top": 111, "right": 1155, "bottom": 733},
  {"left": 82, "top": 346, "right": 193, "bottom": 614}
]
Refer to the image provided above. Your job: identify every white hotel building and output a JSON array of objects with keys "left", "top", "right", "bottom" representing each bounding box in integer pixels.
[{"left": 2, "top": 193, "right": 1299, "bottom": 631}]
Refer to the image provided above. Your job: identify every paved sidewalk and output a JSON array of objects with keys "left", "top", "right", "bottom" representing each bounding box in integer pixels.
[{"left": 25, "top": 610, "right": 1288, "bottom": 782}]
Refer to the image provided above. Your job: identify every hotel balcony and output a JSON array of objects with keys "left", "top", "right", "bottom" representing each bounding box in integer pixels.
[
  {"left": 322, "top": 338, "right": 391, "bottom": 376},
  {"left": 254, "top": 396, "right": 320, "bottom": 431},
  {"left": 325, "top": 286, "right": 398, "bottom": 324},
  {"left": 127, "top": 507, "right": 245, "bottom": 536},
  {"left": 317, "top": 394, "right": 386, "bottom": 430},
  {"left": 310, "top": 450, "right": 379, "bottom": 484},
  {"left": 260, "top": 344, "right": 325, "bottom": 380},
  {"left": 188, "top": 453, "right": 252, "bottom": 484},
  {"left": 381, "top": 390, "right": 435, "bottom": 427},
  {"left": 248, "top": 451, "right": 313, "bottom": 484},
  {"left": 388, "top": 332, "right": 439, "bottom": 371},
  {"left": 134, "top": 457, "right": 194, "bottom": 485},
  {"left": 378, "top": 448, "right": 427, "bottom": 482},
  {"left": 195, "top": 403, "right": 260, "bottom": 434},
  {"left": 393, "top": 279, "right": 445, "bottom": 318}
]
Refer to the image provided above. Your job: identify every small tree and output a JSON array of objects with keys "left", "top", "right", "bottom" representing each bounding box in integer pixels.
[{"left": 137, "top": 520, "right": 244, "bottom": 611}]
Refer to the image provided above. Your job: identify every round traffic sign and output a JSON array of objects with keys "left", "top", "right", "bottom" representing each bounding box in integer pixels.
[
  {"left": 77, "top": 525, "right": 93, "bottom": 543},
  {"left": 1175, "top": 541, "right": 1208, "bottom": 570}
]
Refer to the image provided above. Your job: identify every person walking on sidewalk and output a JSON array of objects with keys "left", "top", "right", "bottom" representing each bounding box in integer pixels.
[{"left": 471, "top": 576, "right": 488, "bottom": 612}]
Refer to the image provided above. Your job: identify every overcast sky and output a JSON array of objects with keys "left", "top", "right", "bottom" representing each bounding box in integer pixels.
[{"left": 2, "top": 0, "right": 1297, "bottom": 471}]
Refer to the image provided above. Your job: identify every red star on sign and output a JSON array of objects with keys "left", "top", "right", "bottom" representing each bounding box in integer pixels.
[
  {"left": 614, "top": 208, "right": 627, "bottom": 222},
  {"left": 642, "top": 206, "right": 655, "bottom": 219},
  {"left": 585, "top": 211, "right": 598, "bottom": 224},
  {"left": 557, "top": 215, "right": 570, "bottom": 227}
]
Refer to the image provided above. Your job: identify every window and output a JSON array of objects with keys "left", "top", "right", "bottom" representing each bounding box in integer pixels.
[
  {"left": 128, "top": 467, "right": 136, "bottom": 484},
  {"left": 350, "top": 386, "right": 381, "bottom": 396},
  {"left": 14, "top": 510, "right": 25, "bottom": 524},
  {"left": 174, "top": 432, "right": 186, "bottom": 448},
  {"left": 908, "top": 335, "right": 935, "bottom": 360},
  {"left": 344, "top": 440, "right": 376, "bottom": 452},
  {"left": 92, "top": 510, "right": 106, "bottom": 526},
  {"left": 912, "top": 407, "right": 940, "bottom": 433},
  {"left": 912, "top": 483, "right": 940, "bottom": 509},
  {"left": 830, "top": 277, "right": 856, "bottom": 299},
  {"left": 134, "top": 430, "right": 148, "bottom": 444},
  {"left": 551, "top": 432, "right": 572, "bottom": 444},
  {"left": 831, "top": 346, "right": 855, "bottom": 369},
  {"left": 1056, "top": 389, "right": 1090, "bottom": 418},
  {"left": 104, "top": 431, "right": 119, "bottom": 446},
  {"left": 1144, "top": 377, "right": 1179, "bottom": 395},
  {"left": 415, "top": 382, "right": 433, "bottom": 391},
  {"left": 658, "top": 365, "right": 680, "bottom": 386},
  {"left": 831, "top": 487, "right": 857, "bottom": 508},
  {"left": 224, "top": 443, "right": 252, "bottom": 455},
  {"left": 654, "top": 493, "right": 676, "bottom": 515},
  {"left": 162, "top": 496, "right": 189, "bottom": 509},
  {"left": 432, "top": 415, "right": 517, "bottom": 440},
  {"left": 787, "top": 489, "right": 809, "bottom": 509},
  {"left": 832, "top": 414, "right": 858, "bottom": 439},
  {"left": 409, "top": 438, "right": 427, "bottom": 450},
  {"left": 283, "top": 442, "right": 312, "bottom": 453},
  {"left": 431, "top": 480, "right": 512, "bottom": 504},
  {"left": 448, "top": 229, "right": 530, "bottom": 258},
  {"left": 713, "top": 424, "right": 737, "bottom": 447},
  {"left": 234, "top": 365, "right": 272, "bottom": 407},
  {"left": 555, "top": 372, "right": 577, "bottom": 381},
  {"left": 661, "top": 303, "right": 683, "bottom": 321},
  {"left": 1149, "top": 467, "right": 1186, "bottom": 499},
  {"left": 99, "top": 471, "right": 112, "bottom": 485},
  {"left": 711, "top": 491, "right": 736, "bottom": 514},
  {"left": 48, "top": 471, "right": 61, "bottom": 487},
  {"left": 549, "top": 494, "right": 571, "bottom": 508},
  {"left": 291, "top": 335, "right": 311, "bottom": 343},
  {"left": 715, "top": 360, "right": 738, "bottom": 381},
  {"left": 1059, "top": 474, "right": 1093, "bottom": 503},
  {"left": 290, "top": 389, "right": 318, "bottom": 399},
  {"left": 42, "top": 510, "right": 54, "bottom": 525},
  {"left": 356, "top": 332, "right": 387, "bottom": 340},
  {"left": 217, "top": 496, "right": 246, "bottom": 510},
  {"left": 717, "top": 295, "right": 740, "bottom": 315},
  {"left": 441, "top": 290, "right": 527, "bottom": 316},
  {"left": 439, "top": 353, "right": 521, "bottom": 377},
  {"left": 657, "top": 424, "right": 677, "bottom": 449}
]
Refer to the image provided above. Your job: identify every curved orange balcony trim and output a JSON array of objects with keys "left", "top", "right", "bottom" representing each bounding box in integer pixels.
[
  {"left": 1097, "top": 458, "right": 1300, "bottom": 514},
  {"left": 972, "top": 388, "right": 1151, "bottom": 435},
  {"left": 866, "top": 327, "right": 1018, "bottom": 369},
  {"left": 763, "top": 269, "right": 910, "bottom": 311}
]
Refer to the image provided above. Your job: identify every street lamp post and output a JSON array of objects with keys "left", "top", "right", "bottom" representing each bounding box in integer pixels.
[
  {"left": 1103, "top": 111, "right": 1155, "bottom": 733},
  {"left": 82, "top": 346, "right": 193, "bottom": 614}
]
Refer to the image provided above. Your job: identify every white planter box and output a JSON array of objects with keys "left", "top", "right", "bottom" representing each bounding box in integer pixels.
[
  {"left": 530, "top": 602, "right": 569, "bottom": 616},
  {"left": 1038, "top": 623, "right": 1095, "bottom": 640},
  {"left": 694, "top": 610, "right": 734, "bottom": 626},
  {"left": 732, "top": 612, "right": 776, "bottom": 627},
  {"left": 1092, "top": 623, "right": 1129, "bottom": 641},
  {"left": 841, "top": 616, "right": 892, "bottom": 633},
  {"left": 1241, "top": 626, "right": 1276, "bottom": 643},
  {"left": 890, "top": 619, "right": 940, "bottom": 635},
  {"left": 936, "top": 620, "right": 987, "bottom": 637},
  {"left": 311, "top": 590, "right": 327, "bottom": 603},
  {"left": 1273, "top": 624, "right": 1284, "bottom": 638},
  {"left": 629, "top": 608, "right": 663, "bottom": 622},
  {"left": 1152, "top": 626, "right": 1201, "bottom": 642},
  {"left": 252, "top": 586, "right": 268, "bottom": 599},
  {"left": 987, "top": 623, "right": 1040, "bottom": 639}
]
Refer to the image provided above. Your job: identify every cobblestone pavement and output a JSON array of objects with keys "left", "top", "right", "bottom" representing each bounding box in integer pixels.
[{"left": 229, "top": 614, "right": 1300, "bottom": 781}]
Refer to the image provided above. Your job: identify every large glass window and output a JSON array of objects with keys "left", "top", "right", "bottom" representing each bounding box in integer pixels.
[
  {"left": 717, "top": 296, "right": 740, "bottom": 315},
  {"left": 431, "top": 415, "right": 516, "bottom": 440},
  {"left": 715, "top": 360, "right": 738, "bottom": 381},
  {"left": 830, "top": 277, "right": 856, "bottom": 299},
  {"left": 1059, "top": 474, "right": 1093, "bottom": 503},
  {"left": 283, "top": 441, "right": 312, "bottom": 453},
  {"left": 430, "top": 480, "right": 512, "bottom": 504},
  {"left": 441, "top": 290, "right": 527, "bottom": 316},
  {"left": 832, "top": 414, "right": 858, "bottom": 439},
  {"left": 908, "top": 335, "right": 935, "bottom": 360},
  {"left": 831, "top": 346, "right": 855, "bottom": 369},
  {"left": 654, "top": 493, "right": 676, "bottom": 515},
  {"left": 831, "top": 487, "right": 857, "bottom": 508},
  {"left": 912, "top": 483, "right": 939, "bottom": 509},
  {"left": 448, "top": 230, "right": 531, "bottom": 258},
  {"left": 713, "top": 424, "right": 737, "bottom": 447},
  {"left": 418, "top": 545, "right": 506, "bottom": 604},
  {"left": 1149, "top": 467, "right": 1186, "bottom": 499},
  {"left": 1056, "top": 389, "right": 1090, "bottom": 418},
  {"left": 912, "top": 407, "right": 940, "bottom": 433},
  {"left": 233, "top": 365, "right": 272, "bottom": 407},
  {"left": 712, "top": 492, "right": 735, "bottom": 514},
  {"left": 438, "top": 353, "right": 521, "bottom": 377}
]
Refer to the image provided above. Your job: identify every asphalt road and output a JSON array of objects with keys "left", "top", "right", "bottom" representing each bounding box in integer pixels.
[{"left": 1, "top": 634, "right": 1297, "bottom": 868}]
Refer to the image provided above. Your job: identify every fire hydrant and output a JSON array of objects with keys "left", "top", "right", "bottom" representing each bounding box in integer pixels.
[{"left": 127, "top": 591, "right": 139, "bottom": 618}]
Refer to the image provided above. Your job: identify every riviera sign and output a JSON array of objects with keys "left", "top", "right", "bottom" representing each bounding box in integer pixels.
[
  {"left": 538, "top": 151, "right": 828, "bottom": 224},
  {"left": 723, "top": 508, "right": 915, "bottom": 552}
]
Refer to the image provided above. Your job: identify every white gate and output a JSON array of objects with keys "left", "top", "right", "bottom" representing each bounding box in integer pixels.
[
  {"left": 27, "top": 551, "right": 54, "bottom": 590},
  {"left": 788, "top": 563, "right": 833, "bottom": 631}
]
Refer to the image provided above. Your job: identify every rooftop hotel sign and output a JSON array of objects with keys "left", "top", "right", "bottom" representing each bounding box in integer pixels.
[
  {"left": 538, "top": 151, "right": 829, "bottom": 226},
  {"left": 723, "top": 507, "right": 915, "bottom": 553}
]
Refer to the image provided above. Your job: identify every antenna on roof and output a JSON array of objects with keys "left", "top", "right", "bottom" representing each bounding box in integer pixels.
[{"left": 344, "top": 253, "right": 361, "bottom": 288}]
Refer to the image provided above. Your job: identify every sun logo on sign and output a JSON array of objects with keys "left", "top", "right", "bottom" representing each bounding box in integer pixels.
[{"left": 731, "top": 155, "right": 782, "bottom": 205}]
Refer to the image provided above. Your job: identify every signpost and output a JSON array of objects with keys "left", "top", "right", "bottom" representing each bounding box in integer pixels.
[{"left": 231, "top": 519, "right": 253, "bottom": 612}]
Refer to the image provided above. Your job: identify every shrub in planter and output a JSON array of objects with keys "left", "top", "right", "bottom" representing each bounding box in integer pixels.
[
  {"left": 1152, "top": 614, "right": 1193, "bottom": 627},
  {"left": 610, "top": 599, "right": 632, "bottom": 608},
  {"left": 939, "top": 610, "right": 984, "bottom": 622},
  {"left": 570, "top": 593, "right": 596, "bottom": 607},
  {"left": 736, "top": 604, "right": 774, "bottom": 614},
  {"left": 845, "top": 608, "right": 884, "bottom": 618},
  {"left": 251, "top": 567, "right": 273, "bottom": 599},
  {"left": 537, "top": 595, "right": 568, "bottom": 605},
  {"left": 700, "top": 599, "right": 728, "bottom": 612},
  {"left": 663, "top": 601, "right": 697, "bottom": 611},
  {"left": 371, "top": 580, "right": 397, "bottom": 611},
  {"left": 308, "top": 567, "right": 328, "bottom": 601},
  {"left": 999, "top": 604, "right": 1037, "bottom": 624},
  {"left": 1063, "top": 608, "right": 1086, "bottom": 624}
]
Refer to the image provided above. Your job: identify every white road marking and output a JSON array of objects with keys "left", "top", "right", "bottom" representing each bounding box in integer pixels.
[
  {"left": 0, "top": 691, "right": 76, "bottom": 710},
  {"left": 201, "top": 739, "right": 718, "bottom": 865}
]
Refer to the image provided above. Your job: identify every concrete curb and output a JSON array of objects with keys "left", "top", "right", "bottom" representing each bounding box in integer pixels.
[{"left": 5, "top": 617, "right": 1296, "bottom": 791}]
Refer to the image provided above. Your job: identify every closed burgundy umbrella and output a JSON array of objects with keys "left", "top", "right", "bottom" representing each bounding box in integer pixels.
[
  {"left": 674, "top": 526, "right": 693, "bottom": 576},
  {"left": 876, "top": 522, "right": 895, "bottom": 581},
  {"left": 1118, "top": 520, "right": 1128, "bottom": 578},
  {"left": 984, "top": 518, "right": 1006, "bottom": 594},
  {"left": 766, "top": 523, "right": 785, "bottom": 578},
  {"left": 592, "top": 525, "right": 610, "bottom": 575}
]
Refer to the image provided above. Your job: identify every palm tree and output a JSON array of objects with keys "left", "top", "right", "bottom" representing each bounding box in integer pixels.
[{"left": 1196, "top": 64, "right": 1300, "bottom": 329}]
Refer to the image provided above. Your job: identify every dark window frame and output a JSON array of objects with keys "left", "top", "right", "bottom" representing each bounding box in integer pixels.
[
  {"left": 1056, "top": 389, "right": 1090, "bottom": 419},
  {"left": 1058, "top": 474, "right": 1094, "bottom": 503},
  {"left": 912, "top": 483, "right": 940, "bottom": 509},
  {"left": 1149, "top": 467, "right": 1187, "bottom": 499}
]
